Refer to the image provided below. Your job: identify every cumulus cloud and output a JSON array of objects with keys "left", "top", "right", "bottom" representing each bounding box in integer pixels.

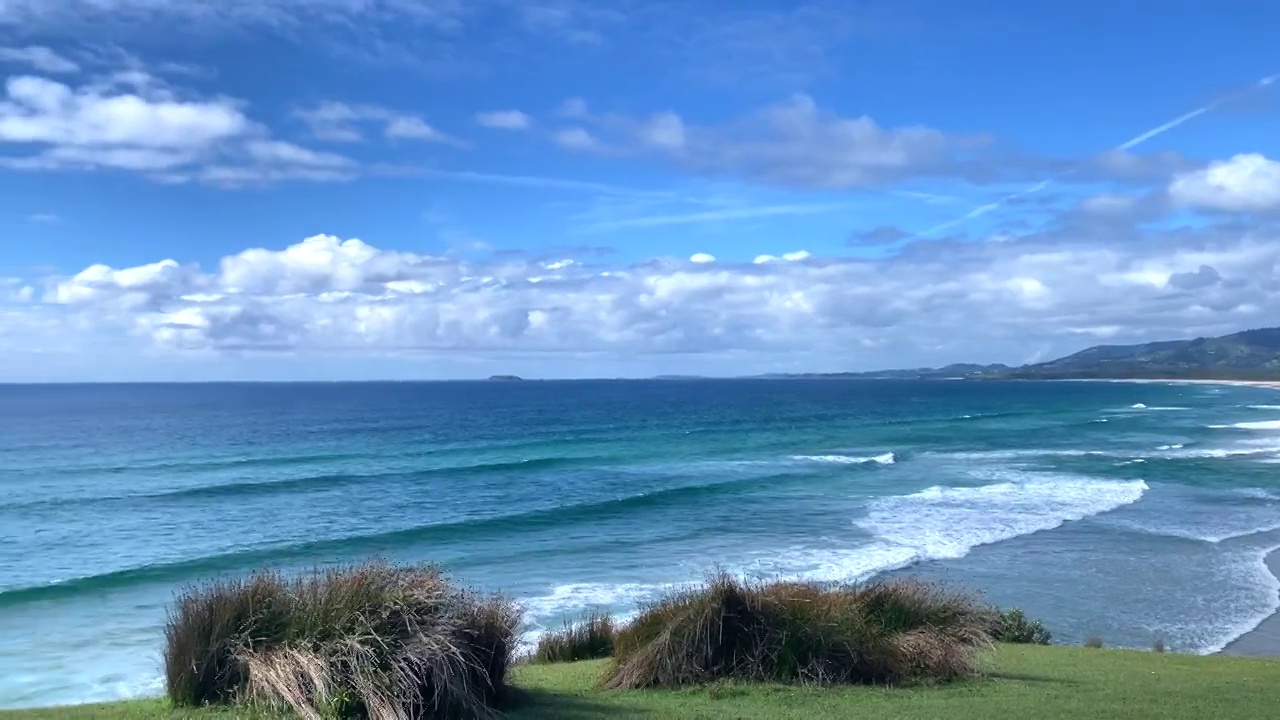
[
  {"left": 0, "top": 45, "right": 80, "bottom": 73},
  {"left": 20, "top": 222, "right": 1280, "bottom": 378},
  {"left": 0, "top": 72, "right": 356, "bottom": 184},
  {"left": 475, "top": 109, "right": 531, "bottom": 130},
  {"left": 1168, "top": 153, "right": 1280, "bottom": 213},
  {"left": 296, "top": 101, "right": 461, "bottom": 145}
]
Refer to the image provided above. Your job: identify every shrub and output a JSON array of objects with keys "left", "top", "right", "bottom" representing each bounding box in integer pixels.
[
  {"left": 1152, "top": 638, "right": 1166, "bottom": 653},
  {"left": 534, "top": 610, "right": 616, "bottom": 664},
  {"left": 992, "top": 608, "right": 1052, "bottom": 645},
  {"left": 605, "top": 573, "right": 994, "bottom": 690},
  {"left": 1084, "top": 636, "right": 1104, "bottom": 649},
  {"left": 163, "top": 562, "right": 520, "bottom": 719}
]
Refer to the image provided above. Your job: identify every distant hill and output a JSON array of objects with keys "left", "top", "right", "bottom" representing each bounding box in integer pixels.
[
  {"left": 1009, "top": 327, "right": 1280, "bottom": 380},
  {"left": 748, "top": 327, "right": 1280, "bottom": 382},
  {"left": 758, "top": 363, "right": 1012, "bottom": 380}
]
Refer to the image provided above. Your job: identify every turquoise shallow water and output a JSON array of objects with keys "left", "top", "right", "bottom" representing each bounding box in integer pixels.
[{"left": 2, "top": 379, "right": 1279, "bottom": 707}]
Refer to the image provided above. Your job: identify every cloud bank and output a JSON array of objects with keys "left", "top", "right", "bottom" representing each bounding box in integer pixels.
[{"left": 8, "top": 221, "right": 1277, "bottom": 379}]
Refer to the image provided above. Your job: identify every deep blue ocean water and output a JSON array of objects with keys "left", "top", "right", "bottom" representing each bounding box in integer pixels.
[{"left": 2, "top": 379, "right": 1280, "bottom": 707}]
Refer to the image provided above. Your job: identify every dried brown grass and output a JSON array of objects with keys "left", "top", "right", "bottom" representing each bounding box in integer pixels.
[
  {"left": 605, "top": 573, "right": 994, "bottom": 690},
  {"left": 163, "top": 561, "right": 520, "bottom": 719}
]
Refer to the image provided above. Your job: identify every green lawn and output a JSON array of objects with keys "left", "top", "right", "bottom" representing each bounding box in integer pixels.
[{"left": 6, "top": 645, "right": 1279, "bottom": 719}]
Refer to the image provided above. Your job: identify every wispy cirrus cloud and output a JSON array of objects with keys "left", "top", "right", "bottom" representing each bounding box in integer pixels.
[
  {"left": 579, "top": 202, "right": 846, "bottom": 232},
  {"left": 0, "top": 45, "right": 80, "bottom": 73},
  {"left": 548, "top": 93, "right": 991, "bottom": 189},
  {"left": 295, "top": 101, "right": 463, "bottom": 145},
  {"left": 475, "top": 109, "right": 531, "bottom": 130}
]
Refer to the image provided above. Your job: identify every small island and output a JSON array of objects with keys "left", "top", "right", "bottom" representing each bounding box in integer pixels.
[{"left": 487, "top": 375, "right": 524, "bottom": 381}]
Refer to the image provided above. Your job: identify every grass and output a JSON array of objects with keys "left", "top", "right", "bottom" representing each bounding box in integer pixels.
[
  {"left": 8, "top": 645, "right": 1280, "bottom": 719},
  {"left": 607, "top": 573, "right": 994, "bottom": 688},
  {"left": 533, "top": 610, "right": 616, "bottom": 664},
  {"left": 162, "top": 562, "right": 520, "bottom": 718}
]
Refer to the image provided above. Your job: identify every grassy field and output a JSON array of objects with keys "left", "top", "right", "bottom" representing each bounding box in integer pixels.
[{"left": 5, "top": 644, "right": 1279, "bottom": 719}]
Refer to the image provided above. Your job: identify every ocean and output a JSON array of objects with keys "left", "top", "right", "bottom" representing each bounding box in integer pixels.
[{"left": 2, "top": 379, "right": 1279, "bottom": 708}]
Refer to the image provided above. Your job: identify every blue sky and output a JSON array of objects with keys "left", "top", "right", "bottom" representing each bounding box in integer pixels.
[{"left": 0, "top": 0, "right": 1278, "bottom": 381}]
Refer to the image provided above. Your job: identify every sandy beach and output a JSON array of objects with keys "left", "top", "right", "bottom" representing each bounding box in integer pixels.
[{"left": 1222, "top": 550, "right": 1280, "bottom": 657}]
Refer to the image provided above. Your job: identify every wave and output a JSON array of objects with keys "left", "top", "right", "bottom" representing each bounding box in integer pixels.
[
  {"left": 934, "top": 449, "right": 1113, "bottom": 460},
  {"left": 4, "top": 455, "right": 605, "bottom": 511},
  {"left": 791, "top": 453, "right": 895, "bottom": 466},
  {"left": 1202, "top": 544, "right": 1280, "bottom": 654},
  {"left": 1155, "top": 444, "right": 1184, "bottom": 450},
  {"left": 855, "top": 474, "right": 1149, "bottom": 562},
  {"left": 0, "top": 470, "right": 813, "bottom": 608},
  {"left": 1212, "top": 420, "right": 1280, "bottom": 431},
  {"left": 1247, "top": 405, "right": 1280, "bottom": 410}
]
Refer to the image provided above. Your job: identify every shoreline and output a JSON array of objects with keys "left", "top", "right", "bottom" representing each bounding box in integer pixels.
[
  {"left": 1062, "top": 378, "right": 1280, "bottom": 389},
  {"left": 1222, "top": 550, "right": 1280, "bottom": 657}
]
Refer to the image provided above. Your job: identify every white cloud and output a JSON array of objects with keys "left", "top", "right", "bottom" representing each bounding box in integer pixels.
[
  {"left": 552, "top": 94, "right": 985, "bottom": 188},
  {"left": 296, "top": 101, "right": 460, "bottom": 145},
  {"left": 27, "top": 212, "right": 61, "bottom": 224},
  {"left": 15, "top": 223, "right": 1280, "bottom": 380},
  {"left": 638, "top": 111, "right": 684, "bottom": 150},
  {"left": 581, "top": 203, "right": 843, "bottom": 232},
  {"left": 0, "top": 72, "right": 357, "bottom": 184},
  {"left": 383, "top": 115, "right": 457, "bottom": 143},
  {"left": 0, "top": 46, "right": 80, "bottom": 73},
  {"left": 557, "top": 97, "right": 589, "bottom": 118},
  {"left": 0, "top": 75, "right": 247, "bottom": 157},
  {"left": 1168, "top": 153, "right": 1280, "bottom": 213},
  {"left": 553, "top": 127, "right": 600, "bottom": 151},
  {"left": 475, "top": 109, "right": 531, "bottom": 130}
]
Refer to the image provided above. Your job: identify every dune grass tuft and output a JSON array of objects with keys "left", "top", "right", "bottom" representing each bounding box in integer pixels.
[
  {"left": 605, "top": 573, "right": 995, "bottom": 690},
  {"left": 1083, "top": 636, "right": 1104, "bottom": 649},
  {"left": 991, "top": 608, "right": 1052, "bottom": 645},
  {"left": 163, "top": 561, "right": 520, "bottom": 719},
  {"left": 534, "top": 610, "right": 616, "bottom": 664}
]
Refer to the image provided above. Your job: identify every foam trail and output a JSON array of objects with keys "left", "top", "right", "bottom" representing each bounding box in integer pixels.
[
  {"left": 856, "top": 475, "right": 1148, "bottom": 561},
  {"left": 1219, "top": 420, "right": 1280, "bottom": 430},
  {"left": 792, "top": 453, "right": 895, "bottom": 465},
  {"left": 913, "top": 71, "right": 1280, "bottom": 240}
]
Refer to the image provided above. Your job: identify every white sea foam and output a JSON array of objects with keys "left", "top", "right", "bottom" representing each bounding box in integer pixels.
[
  {"left": 521, "top": 582, "right": 671, "bottom": 622},
  {"left": 1248, "top": 405, "right": 1280, "bottom": 410},
  {"left": 1238, "top": 488, "right": 1280, "bottom": 500},
  {"left": 1130, "top": 403, "right": 1147, "bottom": 409},
  {"left": 1199, "top": 544, "right": 1280, "bottom": 654},
  {"left": 855, "top": 474, "right": 1149, "bottom": 562},
  {"left": 792, "top": 453, "right": 895, "bottom": 465},
  {"left": 1155, "top": 444, "right": 1184, "bottom": 450},
  {"left": 938, "top": 449, "right": 1111, "bottom": 460},
  {"left": 1219, "top": 419, "right": 1280, "bottom": 430}
]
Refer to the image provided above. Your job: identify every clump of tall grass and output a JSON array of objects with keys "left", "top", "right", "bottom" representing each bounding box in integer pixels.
[
  {"left": 163, "top": 562, "right": 520, "bottom": 719},
  {"left": 605, "top": 573, "right": 994, "bottom": 689},
  {"left": 992, "top": 608, "right": 1052, "bottom": 645},
  {"left": 533, "top": 610, "right": 616, "bottom": 664}
]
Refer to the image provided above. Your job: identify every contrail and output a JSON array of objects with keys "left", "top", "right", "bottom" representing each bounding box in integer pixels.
[{"left": 911, "top": 72, "right": 1280, "bottom": 239}]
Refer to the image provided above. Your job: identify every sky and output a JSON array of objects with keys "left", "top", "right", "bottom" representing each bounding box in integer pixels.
[{"left": 0, "top": 0, "right": 1279, "bottom": 381}]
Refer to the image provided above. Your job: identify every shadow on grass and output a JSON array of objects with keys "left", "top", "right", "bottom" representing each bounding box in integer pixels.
[{"left": 502, "top": 687, "right": 651, "bottom": 719}]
